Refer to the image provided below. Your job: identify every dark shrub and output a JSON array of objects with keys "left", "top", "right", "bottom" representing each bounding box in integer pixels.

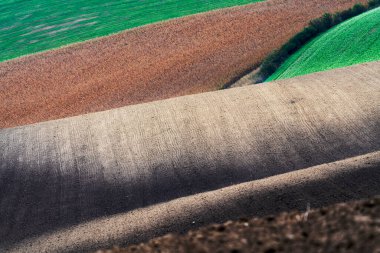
[
  {"left": 287, "top": 26, "right": 317, "bottom": 51},
  {"left": 339, "top": 8, "right": 355, "bottom": 21},
  {"left": 309, "top": 13, "right": 333, "bottom": 33},
  {"left": 281, "top": 42, "right": 298, "bottom": 55},
  {"left": 332, "top": 12, "right": 343, "bottom": 24},
  {"left": 334, "top": 4, "right": 367, "bottom": 23},
  {"left": 263, "top": 52, "right": 288, "bottom": 75},
  {"left": 260, "top": 50, "right": 283, "bottom": 77},
  {"left": 368, "top": 0, "right": 380, "bottom": 9},
  {"left": 352, "top": 4, "right": 367, "bottom": 16}
]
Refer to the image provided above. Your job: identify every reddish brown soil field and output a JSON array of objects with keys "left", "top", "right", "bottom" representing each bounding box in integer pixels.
[
  {"left": 97, "top": 197, "right": 380, "bottom": 253},
  {"left": 0, "top": 0, "right": 366, "bottom": 128}
]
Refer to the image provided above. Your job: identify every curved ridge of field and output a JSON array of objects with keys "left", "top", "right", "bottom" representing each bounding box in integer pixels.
[
  {"left": 97, "top": 196, "right": 380, "bottom": 253},
  {"left": 1, "top": 62, "right": 379, "bottom": 251},
  {"left": 268, "top": 7, "right": 380, "bottom": 81},
  {"left": 0, "top": 0, "right": 367, "bottom": 129},
  {"left": 0, "top": 0, "right": 264, "bottom": 62},
  {"left": 3, "top": 151, "right": 380, "bottom": 253}
]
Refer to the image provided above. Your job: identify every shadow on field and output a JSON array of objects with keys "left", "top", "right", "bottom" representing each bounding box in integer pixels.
[
  {"left": 2, "top": 152, "right": 380, "bottom": 253},
  {"left": 1, "top": 148, "right": 380, "bottom": 250},
  {"left": 1, "top": 61, "right": 380, "bottom": 249}
]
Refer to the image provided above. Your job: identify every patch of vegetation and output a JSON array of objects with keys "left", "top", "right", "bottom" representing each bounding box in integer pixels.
[
  {"left": 0, "top": 0, "right": 263, "bottom": 62},
  {"left": 256, "top": 1, "right": 380, "bottom": 82}
]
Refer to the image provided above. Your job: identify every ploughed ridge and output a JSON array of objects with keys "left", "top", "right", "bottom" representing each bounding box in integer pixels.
[
  {"left": 0, "top": 0, "right": 366, "bottom": 128},
  {"left": 1, "top": 61, "right": 379, "bottom": 252},
  {"left": 99, "top": 196, "right": 380, "bottom": 253}
]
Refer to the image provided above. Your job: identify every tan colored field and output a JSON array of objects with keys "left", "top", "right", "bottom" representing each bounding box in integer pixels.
[
  {"left": 0, "top": 0, "right": 366, "bottom": 128},
  {"left": 1, "top": 62, "right": 379, "bottom": 252},
  {"left": 5, "top": 152, "right": 380, "bottom": 253}
]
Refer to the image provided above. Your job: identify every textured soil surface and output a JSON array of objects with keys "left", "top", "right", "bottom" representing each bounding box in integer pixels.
[
  {"left": 98, "top": 197, "right": 380, "bottom": 253},
  {"left": 0, "top": 0, "right": 366, "bottom": 128},
  {"left": 4, "top": 151, "right": 380, "bottom": 253},
  {"left": 1, "top": 62, "right": 379, "bottom": 253}
]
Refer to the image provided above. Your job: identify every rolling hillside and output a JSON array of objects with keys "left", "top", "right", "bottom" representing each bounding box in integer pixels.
[
  {"left": 1, "top": 61, "right": 379, "bottom": 253},
  {"left": 0, "top": 0, "right": 263, "bottom": 62},
  {"left": 5, "top": 152, "right": 380, "bottom": 253},
  {"left": 0, "top": 0, "right": 366, "bottom": 128},
  {"left": 268, "top": 7, "right": 380, "bottom": 81}
]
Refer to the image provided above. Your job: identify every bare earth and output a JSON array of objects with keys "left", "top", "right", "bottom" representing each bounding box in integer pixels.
[
  {"left": 4, "top": 152, "right": 380, "bottom": 253},
  {"left": 1, "top": 62, "right": 379, "bottom": 252},
  {"left": 99, "top": 197, "right": 380, "bottom": 253},
  {"left": 0, "top": 0, "right": 366, "bottom": 128}
]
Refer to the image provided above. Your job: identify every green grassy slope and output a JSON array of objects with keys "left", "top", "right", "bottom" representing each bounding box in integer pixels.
[
  {"left": 0, "top": 0, "right": 262, "bottom": 62},
  {"left": 268, "top": 7, "right": 380, "bottom": 81}
]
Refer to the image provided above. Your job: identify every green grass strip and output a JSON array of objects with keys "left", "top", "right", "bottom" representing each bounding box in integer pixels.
[{"left": 0, "top": 0, "right": 263, "bottom": 62}]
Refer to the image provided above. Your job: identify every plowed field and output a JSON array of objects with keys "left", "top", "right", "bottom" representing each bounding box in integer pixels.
[
  {"left": 0, "top": 0, "right": 366, "bottom": 128},
  {"left": 1, "top": 62, "right": 379, "bottom": 253}
]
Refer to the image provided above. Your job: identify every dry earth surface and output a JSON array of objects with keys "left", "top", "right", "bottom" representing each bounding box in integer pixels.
[
  {"left": 97, "top": 196, "right": 380, "bottom": 253},
  {"left": 1, "top": 62, "right": 379, "bottom": 252},
  {"left": 3, "top": 152, "right": 380, "bottom": 253},
  {"left": 0, "top": 0, "right": 367, "bottom": 128}
]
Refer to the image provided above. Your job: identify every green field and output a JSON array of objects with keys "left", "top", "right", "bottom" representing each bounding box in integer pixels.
[
  {"left": 0, "top": 0, "right": 263, "bottom": 62},
  {"left": 268, "top": 7, "right": 380, "bottom": 81}
]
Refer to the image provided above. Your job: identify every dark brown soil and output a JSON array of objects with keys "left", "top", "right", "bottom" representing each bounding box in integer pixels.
[
  {"left": 97, "top": 197, "right": 380, "bottom": 253},
  {"left": 0, "top": 0, "right": 366, "bottom": 128}
]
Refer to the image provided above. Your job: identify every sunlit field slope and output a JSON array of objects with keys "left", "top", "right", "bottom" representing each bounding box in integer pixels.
[
  {"left": 1, "top": 62, "right": 380, "bottom": 252},
  {"left": 268, "top": 7, "right": 380, "bottom": 81},
  {"left": 0, "top": 0, "right": 262, "bottom": 62}
]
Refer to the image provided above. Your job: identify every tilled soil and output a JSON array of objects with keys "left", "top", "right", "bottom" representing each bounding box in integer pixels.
[
  {"left": 0, "top": 0, "right": 366, "bottom": 128},
  {"left": 98, "top": 197, "right": 380, "bottom": 253},
  {"left": 1, "top": 62, "right": 380, "bottom": 253}
]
